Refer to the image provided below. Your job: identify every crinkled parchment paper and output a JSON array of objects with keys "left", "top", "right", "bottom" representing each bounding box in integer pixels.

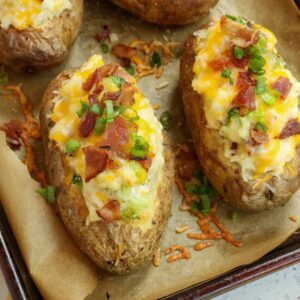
[{"left": 0, "top": 0, "right": 299, "bottom": 299}]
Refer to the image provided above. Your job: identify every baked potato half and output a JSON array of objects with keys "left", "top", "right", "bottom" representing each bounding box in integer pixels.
[
  {"left": 40, "top": 55, "right": 174, "bottom": 274},
  {"left": 0, "top": 0, "right": 83, "bottom": 73},
  {"left": 111, "top": 0, "right": 218, "bottom": 26},
  {"left": 180, "top": 15, "right": 300, "bottom": 211}
]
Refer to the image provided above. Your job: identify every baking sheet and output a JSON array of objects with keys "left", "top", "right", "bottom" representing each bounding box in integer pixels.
[{"left": 0, "top": 0, "right": 299, "bottom": 299}]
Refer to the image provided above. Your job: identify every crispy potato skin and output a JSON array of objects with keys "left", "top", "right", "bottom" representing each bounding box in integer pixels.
[
  {"left": 40, "top": 70, "right": 174, "bottom": 274},
  {"left": 0, "top": 0, "right": 83, "bottom": 73},
  {"left": 180, "top": 35, "right": 300, "bottom": 211},
  {"left": 111, "top": 0, "right": 218, "bottom": 26}
]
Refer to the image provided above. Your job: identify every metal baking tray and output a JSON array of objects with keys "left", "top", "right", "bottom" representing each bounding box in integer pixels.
[{"left": 0, "top": 0, "right": 300, "bottom": 299}]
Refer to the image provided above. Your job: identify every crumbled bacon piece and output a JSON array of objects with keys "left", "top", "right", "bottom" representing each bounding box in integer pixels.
[
  {"left": 88, "top": 94, "right": 98, "bottom": 104},
  {"left": 272, "top": 76, "right": 292, "bottom": 100},
  {"left": 79, "top": 112, "right": 97, "bottom": 137},
  {"left": 176, "top": 146, "right": 199, "bottom": 179},
  {"left": 102, "top": 91, "right": 120, "bottom": 102},
  {"left": 231, "top": 86, "right": 256, "bottom": 114},
  {"left": 82, "top": 68, "right": 102, "bottom": 91},
  {"left": 96, "top": 200, "right": 121, "bottom": 222},
  {"left": 232, "top": 28, "right": 259, "bottom": 48},
  {"left": 208, "top": 57, "right": 230, "bottom": 71},
  {"left": 279, "top": 119, "right": 300, "bottom": 139},
  {"left": 236, "top": 71, "right": 257, "bottom": 89},
  {"left": 118, "top": 83, "right": 137, "bottom": 106},
  {"left": 230, "top": 48, "right": 250, "bottom": 68},
  {"left": 0, "top": 120, "right": 23, "bottom": 150},
  {"left": 111, "top": 44, "right": 137, "bottom": 61},
  {"left": 95, "top": 25, "right": 110, "bottom": 43},
  {"left": 93, "top": 83, "right": 104, "bottom": 95},
  {"left": 83, "top": 146, "right": 108, "bottom": 182},
  {"left": 138, "top": 156, "right": 152, "bottom": 171},
  {"left": 250, "top": 128, "right": 269, "bottom": 145},
  {"left": 100, "top": 64, "right": 118, "bottom": 77},
  {"left": 97, "top": 116, "right": 137, "bottom": 158}
]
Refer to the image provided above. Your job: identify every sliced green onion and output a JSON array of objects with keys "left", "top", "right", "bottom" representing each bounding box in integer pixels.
[
  {"left": 0, "top": 71, "right": 9, "bottom": 85},
  {"left": 101, "top": 43, "right": 109, "bottom": 54},
  {"left": 72, "top": 174, "right": 83, "bottom": 189},
  {"left": 190, "top": 200, "right": 202, "bottom": 212},
  {"left": 186, "top": 183, "right": 200, "bottom": 195},
  {"left": 200, "top": 194, "right": 211, "bottom": 215},
  {"left": 131, "top": 134, "right": 149, "bottom": 159},
  {"left": 227, "top": 108, "right": 239, "bottom": 120},
  {"left": 66, "top": 139, "right": 81, "bottom": 155},
  {"left": 234, "top": 46, "right": 247, "bottom": 59},
  {"left": 122, "top": 207, "right": 138, "bottom": 219},
  {"left": 76, "top": 101, "right": 89, "bottom": 118},
  {"left": 221, "top": 68, "right": 231, "bottom": 78},
  {"left": 125, "top": 66, "right": 135, "bottom": 76},
  {"left": 105, "top": 100, "right": 114, "bottom": 122},
  {"left": 226, "top": 15, "right": 248, "bottom": 26},
  {"left": 94, "top": 118, "right": 107, "bottom": 135},
  {"left": 247, "top": 36, "right": 267, "bottom": 55},
  {"left": 150, "top": 51, "right": 161, "bottom": 68},
  {"left": 159, "top": 111, "right": 172, "bottom": 131},
  {"left": 249, "top": 53, "right": 266, "bottom": 74},
  {"left": 261, "top": 90, "right": 278, "bottom": 106},
  {"left": 38, "top": 186, "right": 56, "bottom": 205},
  {"left": 121, "top": 107, "right": 140, "bottom": 121},
  {"left": 255, "top": 76, "right": 267, "bottom": 95},
  {"left": 90, "top": 103, "right": 103, "bottom": 116},
  {"left": 110, "top": 75, "right": 125, "bottom": 89},
  {"left": 255, "top": 121, "right": 268, "bottom": 133}
]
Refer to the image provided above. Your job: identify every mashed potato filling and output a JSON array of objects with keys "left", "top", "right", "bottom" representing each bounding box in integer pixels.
[
  {"left": 0, "top": 0, "right": 72, "bottom": 30},
  {"left": 49, "top": 55, "right": 164, "bottom": 227},
  {"left": 192, "top": 16, "right": 300, "bottom": 180}
]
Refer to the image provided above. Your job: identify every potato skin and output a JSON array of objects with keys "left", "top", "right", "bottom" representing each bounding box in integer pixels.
[
  {"left": 0, "top": 0, "right": 83, "bottom": 73},
  {"left": 40, "top": 70, "right": 174, "bottom": 274},
  {"left": 111, "top": 0, "right": 218, "bottom": 26},
  {"left": 180, "top": 34, "right": 300, "bottom": 211}
]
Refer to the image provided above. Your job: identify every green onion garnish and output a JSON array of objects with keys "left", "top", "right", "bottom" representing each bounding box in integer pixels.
[
  {"left": 255, "top": 121, "right": 268, "bottom": 133},
  {"left": 90, "top": 103, "right": 103, "bottom": 116},
  {"left": 101, "top": 43, "right": 109, "bottom": 54},
  {"left": 72, "top": 174, "right": 83, "bottom": 189},
  {"left": 247, "top": 36, "right": 267, "bottom": 55},
  {"left": 125, "top": 66, "right": 135, "bottom": 76},
  {"left": 0, "top": 71, "right": 9, "bottom": 85},
  {"left": 227, "top": 108, "right": 239, "bottom": 120},
  {"left": 76, "top": 101, "right": 89, "bottom": 118},
  {"left": 221, "top": 69, "right": 231, "bottom": 78},
  {"left": 255, "top": 76, "right": 267, "bottom": 95},
  {"left": 105, "top": 100, "right": 114, "bottom": 122},
  {"left": 260, "top": 90, "right": 279, "bottom": 106},
  {"left": 150, "top": 51, "right": 161, "bottom": 68},
  {"left": 110, "top": 76, "right": 125, "bottom": 89},
  {"left": 122, "top": 207, "right": 138, "bottom": 219},
  {"left": 131, "top": 134, "right": 149, "bottom": 159},
  {"left": 226, "top": 15, "right": 248, "bottom": 26},
  {"left": 94, "top": 118, "right": 106, "bottom": 135},
  {"left": 66, "top": 139, "right": 81, "bottom": 155},
  {"left": 190, "top": 200, "right": 202, "bottom": 212},
  {"left": 249, "top": 53, "right": 266, "bottom": 74},
  {"left": 234, "top": 46, "right": 247, "bottom": 60},
  {"left": 200, "top": 194, "right": 211, "bottom": 215},
  {"left": 159, "top": 111, "right": 172, "bottom": 131},
  {"left": 38, "top": 186, "right": 56, "bottom": 205}
]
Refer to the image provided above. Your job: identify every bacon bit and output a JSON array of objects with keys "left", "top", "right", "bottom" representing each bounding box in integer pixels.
[
  {"left": 138, "top": 156, "right": 152, "bottom": 171},
  {"left": 98, "top": 116, "right": 137, "bottom": 158},
  {"left": 111, "top": 44, "right": 140, "bottom": 64},
  {"left": 83, "top": 146, "right": 108, "bottom": 182},
  {"left": 88, "top": 94, "right": 98, "bottom": 104},
  {"left": 102, "top": 91, "right": 120, "bottom": 102},
  {"left": 279, "top": 119, "right": 300, "bottom": 139},
  {"left": 175, "top": 225, "right": 190, "bottom": 234},
  {"left": 176, "top": 146, "right": 199, "bottom": 179},
  {"left": 232, "top": 29, "right": 259, "bottom": 48},
  {"left": 0, "top": 85, "right": 46, "bottom": 186},
  {"left": 117, "top": 83, "right": 137, "bottom": 106},
  {"left": 0, "top": 120, "right": 23, "bottom": 149},
  {"left": 96, "top": 200, "right": 121, "bottom": 222},
  {"left": 237, "top": 71, "right": 257, "bottom": 89},
  {"left": 250, "top": 128, "right": 269, "bottom": 145},
  {"left": 82, "top": 68, "right": 102, "bottom": 91},
  {"left": 208, "top": 57, "right": 230, "bottom": 71},
  {"left": 114, "top": 243, "right": 123, "bottom": 266},
  {"left": 231, "top": 86, "right": 256, "bottom": 114},
  {"left": 95, "top": 25, "right": 110, "bottom": 43},
  {"left": 93, "top": 83, "right": 104, "bottom": 95},
  {"left": 230, "top": 49, "right": 250, "bottom": 69},
  {"left": 165, "top": 245, "right": 191, "bottom": 263},
  {"left": 272, "top": 76, "right": 292, "bottom": 100},
  {"left": 194, "top": 241, "right": 214, "bottom": 251},
  {"left": 210, "top": 214, "right": 242, "bottom": 247},
  {"left": 79, "top": 112, "right": 97, "bottom": 137},
  {"left": 106, "top": 158, "right": 121, "bottom": 170},
  {"left": 289, "top": 215, "right": 297, "bottom": 223},
  {"left": 153, "top": 247, "right": 161, "bottom": 267}
]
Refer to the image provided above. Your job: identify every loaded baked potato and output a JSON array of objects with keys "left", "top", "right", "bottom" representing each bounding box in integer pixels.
[
  {"left": 40, "top": 55, "right": 174, "bottom": 274},
  {"left": 0, "top": 0, "right": 83, "bottom": 73},
  {"left": 111, "top": 0, "right": 218, "bottom": 26},
  {"left": 180, "top": 15, "right": 300, "bottom": 211}
]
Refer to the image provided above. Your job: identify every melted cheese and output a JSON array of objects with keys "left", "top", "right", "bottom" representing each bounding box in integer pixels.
[
  {"left": 0, "top": 0, "right": 72, "bottom": 30},
  {"left": 49, "top": 55, "right": 164, "bottom": 229},
  {"left": 193, "top": 17, "right": 300, "bottom": 179}
]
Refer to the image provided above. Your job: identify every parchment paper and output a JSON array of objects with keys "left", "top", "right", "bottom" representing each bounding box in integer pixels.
[{"left": 0, "top": 0, "right": 299, "bottom": 299}]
